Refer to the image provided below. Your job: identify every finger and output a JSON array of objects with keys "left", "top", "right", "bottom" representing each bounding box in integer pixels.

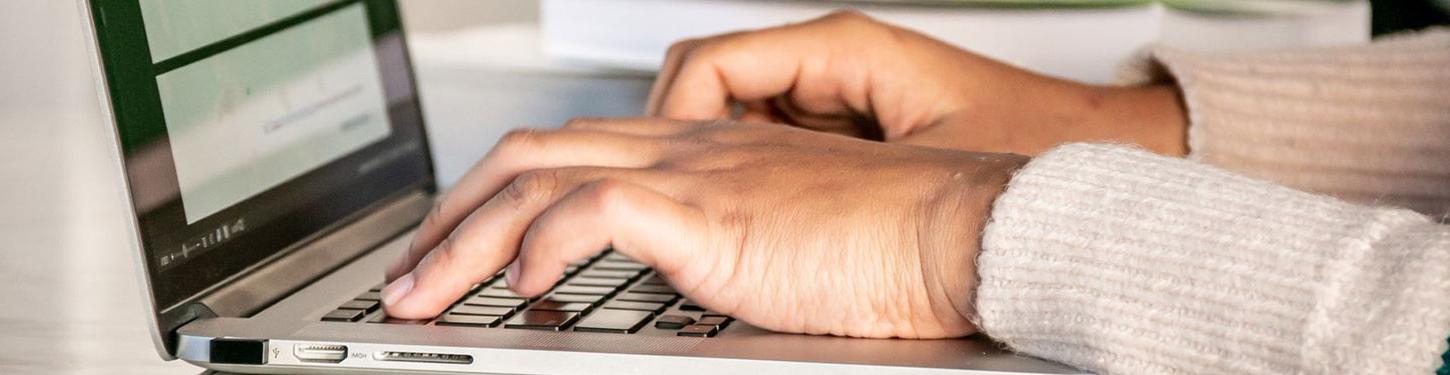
[
  {"left": 388, "top": 128, "right": 663, "bottom": 281},
  {"left": 738, "top": 100, "right": 786, "bottom": 124},
  {"left": 646, "top": 38, "right": 701, "bottom": 116},
  {"left": 655, "top": 11, "right": 878, "bottom": 121},
  {"left": 654, "top": 33, "right": 799, "bottom": 121},
  {"left": 512, "top": 179, "right": 706, "bottom": 297},
  {"left": 769, "top": 96, "right": 866, "bottom": 138},
  {"left": 382, "top": 167, "right": 678, "bottom": 318},
  {"left": 561, "top": 116, "right": 694, "bottom": 137}
]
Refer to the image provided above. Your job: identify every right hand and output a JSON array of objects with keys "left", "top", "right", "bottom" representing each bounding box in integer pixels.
[
  {"left": 380, "top": 118, "right": 1027, "bottom": 338},
  {"left": 648, "top": 10, "right": 1188, "bottom": 156}
]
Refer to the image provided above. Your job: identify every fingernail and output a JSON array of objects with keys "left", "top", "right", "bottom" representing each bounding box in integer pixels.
[
  {"left": 505, "top": 261, "right": 521, "bottom": 287},
  {"left": 381, "top": 272, "right": 415, "bottom": 307}
]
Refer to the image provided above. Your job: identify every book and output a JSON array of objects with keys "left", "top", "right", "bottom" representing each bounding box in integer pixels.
[{"left": 539, "top": 0, "right": 1369, "bottom": 83}]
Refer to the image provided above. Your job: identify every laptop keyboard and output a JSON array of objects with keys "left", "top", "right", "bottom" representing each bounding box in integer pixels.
[{"left": 322, "top": 250, "right": 733, "bottom": 337}]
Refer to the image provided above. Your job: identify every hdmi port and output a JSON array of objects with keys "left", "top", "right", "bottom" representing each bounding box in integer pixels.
[{"left": 294, "top": 344, "right": 347, "bottom": 363}]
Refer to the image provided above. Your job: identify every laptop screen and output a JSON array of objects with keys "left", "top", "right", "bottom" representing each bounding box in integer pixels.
[{"left": 89, "top": 0, "right": 434, "bottom": 310}]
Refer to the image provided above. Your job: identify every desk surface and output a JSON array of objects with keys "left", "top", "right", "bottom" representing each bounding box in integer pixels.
[{"left": 0, "top": 2, "right": 647, "bottom": 374}]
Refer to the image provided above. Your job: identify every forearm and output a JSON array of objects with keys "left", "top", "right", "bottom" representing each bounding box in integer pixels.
[{"left": 975, "top": 143, "right": 1450, "bottom": 374}]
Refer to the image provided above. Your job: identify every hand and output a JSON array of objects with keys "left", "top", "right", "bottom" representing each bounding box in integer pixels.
[
  {"left": 381, "top": 118, "right": 1027, "bottom": 338},
  {"left": 648, "top": 10, "right": 1188, "bottom": 156}
]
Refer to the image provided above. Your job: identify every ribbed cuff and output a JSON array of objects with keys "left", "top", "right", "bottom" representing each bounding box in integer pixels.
[
  {"left": 1115, "top": 29, "right": 1450, "bottom": 218},
  {"left": 976, "top": 143, "right": 1450, "bottom": 374}
]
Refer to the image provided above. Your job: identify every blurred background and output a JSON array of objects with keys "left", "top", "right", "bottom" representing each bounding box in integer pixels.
[{"left": 0, "top": 0, "right": 1444, "bottom": 373}]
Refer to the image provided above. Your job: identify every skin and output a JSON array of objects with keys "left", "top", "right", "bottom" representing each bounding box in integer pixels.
[
  {"left": 647, "top": 10, "right": 1188, "bottom": 156},
  {"left": 383, "top": 119, "right": 1026, "bottom": 338},
  {"left": 382, "top": 11, "right": 1189, "bottom": 338}
]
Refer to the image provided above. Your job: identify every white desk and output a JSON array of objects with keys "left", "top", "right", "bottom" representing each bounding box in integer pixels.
[{"left": 0, "top": 3, "right": 649, "bottom": 374}]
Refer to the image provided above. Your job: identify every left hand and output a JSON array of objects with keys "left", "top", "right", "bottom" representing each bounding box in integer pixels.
[
  {"left": 646, "top": 11, "right": 1188, "bottom": 156},
  {"left": 380, "top": 117, "right": 1027, "bottom": 338}
]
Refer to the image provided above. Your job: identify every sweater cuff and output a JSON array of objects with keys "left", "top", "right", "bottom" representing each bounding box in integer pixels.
[
  {"left": 1115, "top": 29, "right": 1450, "bottom": 217},
  {"left": 976, "top": 143, "right": 1450, "bottom": 374}
]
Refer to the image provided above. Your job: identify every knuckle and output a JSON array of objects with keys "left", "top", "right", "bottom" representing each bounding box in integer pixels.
[
  {"left": 823, "top": 10, "right": 890, "bottom": 35},
  {"left": 425, "top": 201, "right": 445, "bottom": 226},
  {"left": 420, "top": 237, "right": 459, "bottom": 272},
  {"left": 496, "top": 128, "right": 542, "bottom": 154},
  {"left": 678, "top": 35, "right": 736, "bottom": 65},
  {"left": 435, "top": 236, "right": 459, "bottom": 258},
  {"left": 585, "top": 179, "right": 635, "bottom": 217},
  {"left": 561, "top": 117, "right": 604, "bottom": 129},
  {"left": 665, "top": 38, "right": 698, "bottom": 57},
  {"left": 504, "top": 169, "right": 561, "bottom": 207},
  {"left": 825, "top": 9, "right": 871, "bottom": 22}
]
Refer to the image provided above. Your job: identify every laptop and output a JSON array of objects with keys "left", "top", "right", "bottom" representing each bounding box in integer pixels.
[{"left": 79, "top": 1, "right": 1079, "bottom": 373}]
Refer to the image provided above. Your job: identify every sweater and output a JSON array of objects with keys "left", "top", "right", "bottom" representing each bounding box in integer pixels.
[{"left": 976, "top": 30, "right": 1450, "bottom": 374}]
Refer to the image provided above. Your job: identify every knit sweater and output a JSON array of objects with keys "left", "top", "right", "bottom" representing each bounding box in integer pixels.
[
  {"left": 976, "top": 31, "right": 1450, "bottom": 374},
  {"left": 1117, "top": 28, "right": 1450, "bottom": 220}
]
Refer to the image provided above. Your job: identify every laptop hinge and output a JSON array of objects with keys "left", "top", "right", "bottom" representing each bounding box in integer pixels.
[{"left": 195, "top": 189, "right": 432, "bottom": 319}]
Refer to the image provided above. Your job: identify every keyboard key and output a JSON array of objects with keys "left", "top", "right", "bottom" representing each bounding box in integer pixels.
[
  {"left": 450, "top": 305, "right": 514, "bottom": 317},
  {"left": 545, "top": 293, "right": 606, "bottom": 306},
  {"left": 639, "top": 275, "right": 669, "bottom": 286},
  {"left": 594, "top": 261, "right": 648, "bottom": 272},
  {"left": 569, "top": 277, "right": 629, "bottom": 288},
  {"left": 322, "top": 309, "right": 365, "bottom": 322},
  {"left": 529, "top": 300, "right": 593, "bottom": 313},
  {"left": 437, "top": 314, "right": 503, "bottom": 328},
  {"left": 653, "top": 315, "right": 695, "bottom": 330},
  {"left": 355, "top": 291, "right": 382, "bottom": 301},
  {"left": 554, "top": 285, "right": 617, "bottom": 296},
  {"left": 478, "top": 288, "right": 534, "bottom": 300},
  {"left": 602, "top": 301, "right": 667, "bottom": 315},
  {"left": 564, "top": 265, "right": 581, "bottom": 275},
  {"left": 678, "top": 299, "right": 706, "bottom": 311},
  {"left": 574, "top": 309, "right": 653, "bottom": 334},
  {"left": 368, "top": 315, "right": 429, "bottom": 324},
  {"left": 617, "top": 292, "right": 677, "bottom": 304},
  {"left": 369, "top": 283, "right": 386, "bottom": 292},
  {"left": 465, "top": 297, "right": 528, "bottom": 309},
  {"left": 602, "top": 252, "right": 635, "bottom": 262},
  {"left": 504, "top": 310, "right": 579, "bottom": 331},
  {"left": 628, "top": 284, "right": 676, "bottom": 295},
  {"left": 677, "top": 324, "right": 718, "bottom": 337},
  {"left": 697, "top": 316, "right": 732, "bottom": 330},
  {"left": 577, "top": 269, "right": 639, "bottom": 280},
  {"left": 339, "top": 300, "right": 380, "bottom": 313}
]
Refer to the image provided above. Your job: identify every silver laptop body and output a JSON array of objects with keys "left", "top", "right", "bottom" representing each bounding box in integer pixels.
[{"left": 79, "top": 0, "right": 1077, "bottom": 373}]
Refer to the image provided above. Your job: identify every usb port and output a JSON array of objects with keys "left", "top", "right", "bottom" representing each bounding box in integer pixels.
[{"left": 294, "top": 344, "right": 347, "bottom": 363}]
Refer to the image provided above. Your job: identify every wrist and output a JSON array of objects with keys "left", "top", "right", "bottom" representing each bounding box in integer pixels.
[
  {"left": 916, "top": 152, "right": 1028, "bottom": 337},
  {"left": 1081, "top": 84, "right": 1189, "bottom": 156}
]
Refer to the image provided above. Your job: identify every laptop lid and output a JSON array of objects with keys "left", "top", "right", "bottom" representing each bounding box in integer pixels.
[{"left": 81, "top": 0, "right": 434, "bottom": 357}]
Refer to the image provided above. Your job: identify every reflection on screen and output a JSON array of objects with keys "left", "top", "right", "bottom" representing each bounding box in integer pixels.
[
  {"left": 153, "top": 4, "right": 392, "bottom": 223},
  {"left": 139, "top": 0, "right": 331, "bottom": 62}
]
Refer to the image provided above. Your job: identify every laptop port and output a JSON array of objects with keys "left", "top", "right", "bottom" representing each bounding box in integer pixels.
[
  {"left": 374, "top": 351, "right": 473, "bottom": 365},
  {"left": 294, "top": 344, "right": 348, "bottom": 363},
  {"left": 210, "top": 338, "right": 267, "bottom": 365}
]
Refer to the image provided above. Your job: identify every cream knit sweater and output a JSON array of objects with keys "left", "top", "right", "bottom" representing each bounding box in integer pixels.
[{"left": 976, "top": 30, "right": 1450, "bottom": 374}]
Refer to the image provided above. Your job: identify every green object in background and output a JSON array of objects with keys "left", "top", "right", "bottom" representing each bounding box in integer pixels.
[
  {"left": 1371, "top": 0, "right": 1450, "bottom": 36},
  {"left": 1440, "top": 335, "right": 1449, "bottom": 375}
]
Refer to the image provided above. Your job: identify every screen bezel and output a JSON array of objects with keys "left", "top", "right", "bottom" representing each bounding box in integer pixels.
[{"left": 88, "top": 0, "right": 435, "bottom": 312}]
